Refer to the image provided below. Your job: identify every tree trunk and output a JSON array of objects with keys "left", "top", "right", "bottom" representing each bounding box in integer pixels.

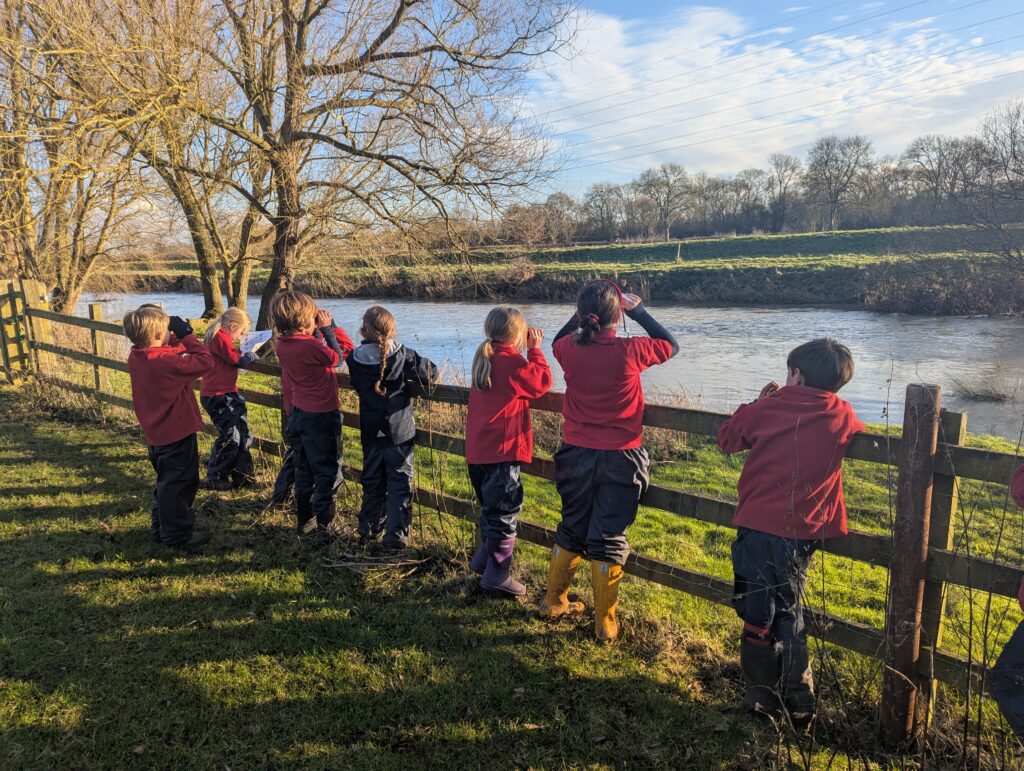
[{"left": 256, "top": 170, "right": 301, "bottom": 329}]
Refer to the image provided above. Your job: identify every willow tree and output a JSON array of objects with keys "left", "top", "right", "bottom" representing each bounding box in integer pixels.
[{"left": 188, "top": 0, "right": 575, "bottom": 328}]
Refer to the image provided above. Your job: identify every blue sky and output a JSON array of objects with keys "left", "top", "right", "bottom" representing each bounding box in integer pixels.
[{"left": 529, "top": 0, "right": 1024, "bottom": 195}]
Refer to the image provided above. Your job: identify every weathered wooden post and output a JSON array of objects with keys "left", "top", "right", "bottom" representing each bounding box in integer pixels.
[
  {"left": 918, "top": 409, "right": 967, "bottom": 722},
  {"left": 881, "top": 384, "right": 942, "bottom": 748},
  {"left": 18, "top": 279, "right": 54, "bottom": 373},
  {"left": 88, "top": 303, "right": 108, "bottom": 393},
  {"left": 7, "top": 282, "right": 29, "bottom": 373},
  {"left": 0, "top": 281, "right": 14, "bottom": 382}
]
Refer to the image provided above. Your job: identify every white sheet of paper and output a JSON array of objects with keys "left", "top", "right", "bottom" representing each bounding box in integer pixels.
[{"left": 240, "top": 330, "right": 273, "bottom": 357}]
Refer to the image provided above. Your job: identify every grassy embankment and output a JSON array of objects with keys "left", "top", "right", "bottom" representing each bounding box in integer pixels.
[
  {"left": 95, "top": 225, "right": 1024, "bottom": 315},
  {"left": 3, "top": 334, "right": 1022, "bottom": 767}
]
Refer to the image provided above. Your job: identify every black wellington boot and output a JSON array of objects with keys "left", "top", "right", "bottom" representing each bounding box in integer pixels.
[{"left": 741, "top": 639, "right": 783, "bottom": 720}]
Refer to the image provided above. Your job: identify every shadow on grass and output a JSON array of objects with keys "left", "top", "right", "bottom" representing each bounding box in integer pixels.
[{"left": 0, "top": 390, "right": 884, "bottom": 768}]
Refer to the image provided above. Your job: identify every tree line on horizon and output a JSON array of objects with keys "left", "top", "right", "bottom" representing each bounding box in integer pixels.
[{"left": 496, "top": 105, "right": 1024, "bottom": 252}]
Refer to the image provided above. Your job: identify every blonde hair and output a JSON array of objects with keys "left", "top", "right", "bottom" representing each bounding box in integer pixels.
[
  {"left": 361, "top": 305, "right": 397, "bottom": 397},
  {"left": 269, "top": 291, "right": 316, "bottom": 335},
  {"left": 205, "top": 307, "right": 251, "bottom": 347},
  {"left": 123, "top": 306, "right": 169, "bottom": 347},
  {"left": 472, "top": 306, "right": 527, "bottom": 391}
]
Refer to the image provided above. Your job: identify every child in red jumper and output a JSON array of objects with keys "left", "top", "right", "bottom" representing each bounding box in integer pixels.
[
  {"left": 540, "top": 281, "right": 678, "bottom": 641},
  {"left": 466, "top": 306, "right": 552, "bottom": 597},
  {"left": 200, "top": 307, "right": 259, "bottom": 491},
  {"left": 991, "top": 465, "right": 1024, "bottom": 736},
  {"left": 716, "top": 338, "right": 864, "bottom": 725},
  {"left": 271, "top": 291, "right": 354, "bottom": 544},
  {"left": 124, "top": 305, "right": 215, "bottom": 549}
]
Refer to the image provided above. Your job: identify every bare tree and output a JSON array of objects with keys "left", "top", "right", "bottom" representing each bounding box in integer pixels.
[
  {"left": 635, "top": 162, "right": 688, "bottom": 241},
  {"left": 0, "top": 0, "right": 147, "bottom": 311},
  {"left": 767, "top": 152, "right": 802, "bottom": 233},
  {"left": 804, "top": 135, "right": 874, "bottom": 230},
  {"left": 582, "top": 183, "right": 621, "bottom": 241},
  {"left": 179, "top": 0, "right": 576, "bottom": 328},
  {"left": 957, "top": 99, "right": 1024, "bottom": 260}
]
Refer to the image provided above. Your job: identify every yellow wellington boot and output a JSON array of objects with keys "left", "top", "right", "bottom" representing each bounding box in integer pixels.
[
  {"left": 539, "top": 545, "right": 586, "bottom": 620},
  {"left": 592, "top": 561, "right": 624, "bottom": 642}
]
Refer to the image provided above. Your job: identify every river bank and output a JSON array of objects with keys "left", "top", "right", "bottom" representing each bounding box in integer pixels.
[{"left": 92, "top": 226, "right": 1024, "bottom": 316}]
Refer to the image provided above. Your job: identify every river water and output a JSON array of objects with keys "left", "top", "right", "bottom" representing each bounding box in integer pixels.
[{"left": 80, "top": 291, "right": 1024, "bottom": 442}]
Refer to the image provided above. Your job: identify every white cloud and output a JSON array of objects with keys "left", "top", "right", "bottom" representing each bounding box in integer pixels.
[
  {"left": 784, "top": 6, "right": 809, "bottom": 12},
  {"left": 530, "top": 6, "right": 1024, "bottom": 193}
]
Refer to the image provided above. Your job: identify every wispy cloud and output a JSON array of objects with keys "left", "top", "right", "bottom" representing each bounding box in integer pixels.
[{"left": 530, "top": 6, "right": 1024, "bottom": 191}]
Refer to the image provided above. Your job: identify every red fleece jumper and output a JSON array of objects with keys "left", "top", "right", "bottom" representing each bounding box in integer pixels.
[
  {"left": 200, "top": 328, "right": 243, "bottom": 397},
  {"left": 716, "top": 385, "right": 865, "bottom": 541},
  {"left": 128, "top": 334, "right": 215, "bottom": 446},
  {"left": 466, "top": 345, "right": 553, "bottom": 464},
  {"left": 1009, "top": 465, "right": 1024, "bottom": 611},
  {"left": 276, "top": 328, "right": 354, "bottom": 414},
  {"left": 553, "top": 329, "right": 674, "bottom": 451}
]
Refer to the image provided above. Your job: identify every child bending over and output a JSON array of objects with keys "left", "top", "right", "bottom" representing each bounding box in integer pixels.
[
  {"left": 466, "top": 306, "right": 553, "bottom": 596},
  {"left": 347, "top": 305, "right": 438, "bottom": 549},
  {"left": 716, "top": 338, "right": 864, "bottom": 726},
  {"left": 124, "top": 306, "right": 215, "bottom": 549}
]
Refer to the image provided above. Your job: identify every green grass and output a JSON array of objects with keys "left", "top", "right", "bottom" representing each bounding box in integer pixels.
[{"left": 5, "top": 341, "right": 1024, "bottom": 768}]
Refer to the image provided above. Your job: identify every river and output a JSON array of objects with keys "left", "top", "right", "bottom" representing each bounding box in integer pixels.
[{"left": 80, "top": 291, "right": 1024, "bottom": 442}]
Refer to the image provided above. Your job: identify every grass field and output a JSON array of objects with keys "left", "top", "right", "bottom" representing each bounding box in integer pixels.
[
  {"left": 4, "top": 328, "right": 1024, "bottom": 767},
  {"left": 92, "top": 225, "right": 1024, "bottom": 315}
]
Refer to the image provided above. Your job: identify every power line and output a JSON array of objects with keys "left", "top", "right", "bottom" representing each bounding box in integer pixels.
[
  {"left": 565, "top": 31, "right": 1024, "bottom": 163},
  {"left": 558, "top": 58, "right": 1024, "bottom": 172},
  {"left": 538, "top": 0, "right": 857, "bottom": 104},
  {"left": 541, "top": 0, "right": 937, "bottom": 118},
  {"left": 558, "top": 1, "right": 1008, "bottom": 142}
]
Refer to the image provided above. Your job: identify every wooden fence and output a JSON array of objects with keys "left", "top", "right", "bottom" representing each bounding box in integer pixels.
[{"left": 2, "top": 277, "right": 1022, "bottom": 748}]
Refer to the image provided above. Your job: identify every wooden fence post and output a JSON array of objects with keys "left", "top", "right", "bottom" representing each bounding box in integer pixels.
[
  {"left": 18, "top": 279, "right": 53, "bottom": 373},
  {"left": 88, "top": 303, "right": 107, "bottom": 393},
  {"left": 7, "top": 282, "right": 29, "bottom": 374},
  {"left": 881, "top": 384, "right": 942, "bottom": 748},
  {"left": 0, "top": 281, "right": 14, "bottom": 382},
  {"left": 918, "top": 410, "right": 967, "bottom": 721}
]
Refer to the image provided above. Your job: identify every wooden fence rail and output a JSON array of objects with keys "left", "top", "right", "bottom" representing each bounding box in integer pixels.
[{"left": 4, "top": 278, "right": 1023, "bottom": 748}]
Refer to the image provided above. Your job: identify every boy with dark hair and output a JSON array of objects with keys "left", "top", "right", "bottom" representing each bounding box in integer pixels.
[
  {"left": 271, "top": 291, "right": 354, "bottom": 545},
  {"left": 124, "top": 306, "right": 215, "bottom": 549},
  {"left": 716, "top": 338, "right": 864, "bottom": 726}
]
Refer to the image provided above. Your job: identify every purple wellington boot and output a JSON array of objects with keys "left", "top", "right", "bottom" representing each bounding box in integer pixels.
[
  {"left": 470, "top": 541, "right": 487, "bottom": 575},
  {"left": 481, "top": 537, "right": 527, "bottom": 597}
]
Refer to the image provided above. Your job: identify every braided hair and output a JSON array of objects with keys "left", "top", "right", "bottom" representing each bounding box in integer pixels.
[
  {"left": 573, "top": 281, "right": 621, "bottom": 345},
  {"left": 361, "top": 305, "right": 397, "bottom": 396}
]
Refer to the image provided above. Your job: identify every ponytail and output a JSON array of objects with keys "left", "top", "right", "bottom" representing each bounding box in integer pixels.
[
  {"left": 473, "top": 306, "right": 527, "bottom": 390},
  {"left": 573, "top": 282, "right": 620, "bottom": 346},
  {"left": 472, "top": 340, "right": 495, "bottom": 390},
  {"left": 204, "top": 307, "right": 251, "bottom": 347}
]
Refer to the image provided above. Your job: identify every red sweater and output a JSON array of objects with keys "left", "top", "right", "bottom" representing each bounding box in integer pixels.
[
  {"left": 1009, "top": 465, "right": 1024, "bottom": 611},
  {"left": 128, "top": 334, "right": 215, "bottom": 446},
  {"left": 466, "top": 346, "right": 552, "bottom": 464},
  {"left": 276, "top": 328, "right": 354, "bottom": 414},
  {"left": 200, "top": 328, "right": 242, "bottom": 396},
  {"left": 553, "top": 329, "right": 674, "bottom": 450},
  {"left": 716, "top": 385, "right": 865, "bottom": 541}
]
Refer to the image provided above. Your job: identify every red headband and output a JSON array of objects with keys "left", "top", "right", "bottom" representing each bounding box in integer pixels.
[{"left": 579, "top": 278, "right": 627, "bottom": 332}]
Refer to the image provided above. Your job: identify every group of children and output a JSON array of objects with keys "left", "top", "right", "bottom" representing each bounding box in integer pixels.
[{"left": 122, "top": 280, "right": 1023, "bottom": 729}]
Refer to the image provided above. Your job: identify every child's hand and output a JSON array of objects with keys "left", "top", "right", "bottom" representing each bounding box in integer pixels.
[
  {"left": 758, "top": 381, "right": 781, "bottom": 400},
  {"left": 314, "top": 309, "right": 332, "bottom": 328},
  {"left": 168, "top": 316, "right": 193, "bottom": 339},
  {"left": 622, "top": 293, "right": 642, "bottom": 311},
  {"left": 527, "top": 327, "right": 544, "bottom": 349}
]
